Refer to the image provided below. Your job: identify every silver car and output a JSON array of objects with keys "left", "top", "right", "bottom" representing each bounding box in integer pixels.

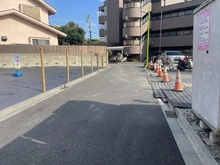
[{"left": 162, "top": 51, "right": 186, "bottom": 66}]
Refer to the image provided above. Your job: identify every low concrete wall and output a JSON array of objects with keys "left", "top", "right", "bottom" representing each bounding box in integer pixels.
[{"left": 0, "top": 53, "right": 108, "bottom": 68}]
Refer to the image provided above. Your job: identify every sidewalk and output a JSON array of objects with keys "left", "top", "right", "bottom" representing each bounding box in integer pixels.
[
  {"left": 146, "top": 68, "right": 219, "bottom": 165},
  {"left": 0, "top": 63, "right": 186, "bottom": 165}
]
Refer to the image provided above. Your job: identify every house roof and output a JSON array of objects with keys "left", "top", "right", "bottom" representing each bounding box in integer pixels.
[
  {"left": 34, "top": 0, "right": 57, "bottom": 15},
  {"left": 0, "top": 9, "right": 67, "bottom": 38}
]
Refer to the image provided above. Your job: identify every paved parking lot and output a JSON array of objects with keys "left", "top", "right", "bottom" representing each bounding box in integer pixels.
[{"left": 0, "top": 66, "right": 98, "bottom": 110}]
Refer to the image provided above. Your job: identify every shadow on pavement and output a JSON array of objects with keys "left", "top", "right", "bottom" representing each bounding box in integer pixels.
[{"left": 0, "top": 100, "right": 185, "bottom": 165}]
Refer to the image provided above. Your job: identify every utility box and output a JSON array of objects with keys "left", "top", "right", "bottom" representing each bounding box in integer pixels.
[{"left": 192, "top": 0, "right": 220, "bottom": 135}]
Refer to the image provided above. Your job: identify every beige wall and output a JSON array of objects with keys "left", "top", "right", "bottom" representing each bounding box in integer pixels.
[
  {"left": 0, "top": 0, "right": 50, "bottom": 24},
  {"left": 0, "top": 15, "right": 58, "bottom": 45},
  {"left": 0, "top": 53, "right": 108, "bottom": 68},
  {"left": 162, "top": 0, "right": 185, "bottom": 6}
]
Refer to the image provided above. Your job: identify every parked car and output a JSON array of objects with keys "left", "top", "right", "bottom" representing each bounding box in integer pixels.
[{"left": 161, "top": 51, "right": 186, "bottom": 66}]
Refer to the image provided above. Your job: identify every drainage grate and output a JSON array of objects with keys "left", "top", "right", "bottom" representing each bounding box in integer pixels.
[{"left": 165, "top": 110, "right": 177, "bottom": 118}]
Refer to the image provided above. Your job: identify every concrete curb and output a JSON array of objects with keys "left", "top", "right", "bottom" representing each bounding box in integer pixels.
[
  {"left": 168, "top": 102, "right": 218, "bottom": 165},
  {"left": 0, "top": 67, "right": 110, "bottom": 122}
]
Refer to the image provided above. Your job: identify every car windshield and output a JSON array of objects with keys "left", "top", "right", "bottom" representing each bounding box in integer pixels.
[{"left": 166, "top": 51, "right": 183, "bottom": 55}]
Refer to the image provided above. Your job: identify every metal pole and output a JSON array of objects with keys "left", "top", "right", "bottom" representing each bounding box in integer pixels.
[
  {"left": 140, "top": 1, "right": 142, "bottom": 61},
  {"left": 91, "top": 51, "right": 93, "bottom": 73},
  {"left": 159, "top": 11, "right": 163, "bottom": 53},
  {"left": 81, "top": 50, "right": 84, "bottom": 77},
  {"left": 40, "top": 47, "right": 46, "bottom": 92},
  {"left": 66, "top": 49, "right": 70, "bottom": 83},
  {"left": 144, "top": 7, "right": 151, "bottom": 70}
]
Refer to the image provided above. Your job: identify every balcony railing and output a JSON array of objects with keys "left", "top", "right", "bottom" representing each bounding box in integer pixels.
[
  {"left": 123, "top": 22, "right": 140, "bottom": 28},
  {"left": 123, "top": 40, "right": 140, "bottom": 45},
  {"left": 124, "top": 2, "right": 141, "bottom": 9}
]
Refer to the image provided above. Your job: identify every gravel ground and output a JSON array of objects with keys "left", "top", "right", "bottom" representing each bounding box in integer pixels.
[{"left": 179, "top": 108, "right": 220, "bottom": 164}]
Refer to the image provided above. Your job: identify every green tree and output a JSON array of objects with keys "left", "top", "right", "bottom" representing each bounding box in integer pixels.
[
  {"left": 57, "top": 21, "right": 86, "bottom": 45},
  {"left": 83, "top": 38, "right": 100, "bottom": 44}
]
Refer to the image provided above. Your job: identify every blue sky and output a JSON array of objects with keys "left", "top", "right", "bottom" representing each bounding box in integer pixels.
[{"left": 45, "top": 0, "right": 105, "bottom": 39}]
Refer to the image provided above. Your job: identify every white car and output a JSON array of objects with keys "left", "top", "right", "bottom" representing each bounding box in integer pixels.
[{"left": 162, "top": 51, "right": 186, "bottom": 65}]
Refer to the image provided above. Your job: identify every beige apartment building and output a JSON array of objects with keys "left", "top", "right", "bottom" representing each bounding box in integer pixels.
[
  {"left": 0, "top": 0, "right": 66, "bottom": 45},
  {"left": 99, "top": 0, "right": 205, "bottom": 61}
]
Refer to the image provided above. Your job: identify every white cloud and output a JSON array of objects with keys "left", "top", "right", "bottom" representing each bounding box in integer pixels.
[{"left": 100, "top": 0, "right": 105, "bottom": 2}]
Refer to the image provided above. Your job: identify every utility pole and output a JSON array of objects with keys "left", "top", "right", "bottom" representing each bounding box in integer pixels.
[{"left": 87, "top": 14, "right": 92, "bottom": 44}]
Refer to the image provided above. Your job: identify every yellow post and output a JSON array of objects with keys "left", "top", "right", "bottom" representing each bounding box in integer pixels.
[
  {"left": 97, "top": 52, "right": 100, "bottom": 71},
  {"left": 91, "top": 51, "right": 93, "bottom": 73},
  {"left": 40, "top": 47, "right": 46, "bottom": 92},
  {"left": 66, "top": 49, "right": 70, "bottom": 83},
  {"left": 81, "top": 50, "right": 84, "bottom": 77},
  {"left": 102, "top": 54, "right": 104, "bottom": 69},
  {"left": 144, "top": 7, "right": 151, "bottom": 70}
]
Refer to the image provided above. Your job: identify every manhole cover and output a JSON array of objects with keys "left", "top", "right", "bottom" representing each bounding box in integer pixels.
[{"left": 165, "top": 110, "right": 177, "bottom": 118}]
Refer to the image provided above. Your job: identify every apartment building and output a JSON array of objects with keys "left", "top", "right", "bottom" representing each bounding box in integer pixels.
[{"left": 98, "top": 0, "right": 205, "bottom": 61}]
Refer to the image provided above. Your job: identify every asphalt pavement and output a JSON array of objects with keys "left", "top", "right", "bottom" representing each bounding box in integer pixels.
[
  {"left": 0, "top": 66, "right": 98, "bottom": 110},
  {"left": 0, "top": 63, "right": 185, "bottom": 165}
]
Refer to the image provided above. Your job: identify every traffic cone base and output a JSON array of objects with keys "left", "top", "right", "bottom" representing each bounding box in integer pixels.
[{"left": 174, "top": 70, "right": 183, "bottom": 92}]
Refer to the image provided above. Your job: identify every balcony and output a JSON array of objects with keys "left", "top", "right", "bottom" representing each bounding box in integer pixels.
[
  {"left": 150, "top": 34, "right": 193, "bottom": 47},
  {"left": 99, "top": 6, "right": 104, "bottom": 12},
  {"left": 123, "top": 27, "right": 141, "bottom": 38},
  {"left": 162, "top": 0, "right": 206, "bottom": 12},
  {"left": 152, "top": 15, "right": 193, "bottom": 31},
  {"left": 123, "top": 8, "right": 142, "bottom": 20},
  {"left": 124, "top": 46, "right": 141, "bottom": 54},
  {"left": 99, "top": 29, "right": 106, "bottom": 37},
  {"left": 123, "top": 40, "right": 140, "bottom": 46},
  {"left": 99, "top": 15, "right": 106, "bottom": 24}
]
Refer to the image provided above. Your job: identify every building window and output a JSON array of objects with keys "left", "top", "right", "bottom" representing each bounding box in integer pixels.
[
  {"left": 163, "top": 14, "right": 171, "bottom": 19},
  {"left": 170, "top": 31, "right": 177, "bottom": 36},
  {"left": 163, "top": 32, "right": 169, "bottom": 37},
  {"left": 185, "top": 10, "right": 193, "bottom": 15},
  {"left": 184, "top": 30, "right": 192, "bottom": 35},
  {"left": 171, "top": 12, "right": 178, "bottom": 17},
  {"left": 178, "top": 11, "right": 185, "bottom": 16},
  {"left": 177, "top": 31, "right": 184, "bottom": 35},
  {"left": 32, "top": 39, "right": 50, "bottom": 45}
]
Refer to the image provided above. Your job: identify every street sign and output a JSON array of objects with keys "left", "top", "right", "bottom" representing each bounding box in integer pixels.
[{"left": 14, "top": 55, "right": 20, "bottom": 70}]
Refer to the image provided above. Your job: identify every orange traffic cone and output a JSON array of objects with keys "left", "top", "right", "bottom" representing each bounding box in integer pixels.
[
  {"left": 162, "top": 66, "right": 169, "bottom": 83},
  {"left": 149, "top": 60, "right": 154, "bottom": 70},
  {"left": 158, "top": 63, "right": 163, "bottom": 77},
  {"left": 155, "top": 63, "right": 159, "bottom": 73},
  {"left": 174, "top": 69, "right": 183, "bottom": 92}
]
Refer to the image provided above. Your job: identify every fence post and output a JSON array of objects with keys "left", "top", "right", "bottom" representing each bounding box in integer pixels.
[
  {"left": 40, "top": 47, "right": 46, "bottom": 92},
  {"left": 102, "top": 53, "right": 104, "bottom": 69},
  {"left": 91, "top": 51, "right": 93, "bottom": 73},
  {"left": 81, "top": 50, "right": 84, "bottom": 77},
  {"left": 106, "top": 51, "right": 108, "bottom": 67},
  {"left": 66, "top": 49, "right": 70, "bottom": 83},
  {"left": 98, "top": 52, "right": 100, "bottom": 71}
]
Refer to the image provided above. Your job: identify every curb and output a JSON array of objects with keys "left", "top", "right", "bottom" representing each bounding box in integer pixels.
[
  {"left": 0, "top": 67, "right": 110, "bottom": 122},
  {"left": 168, "top": 102, "right": 218, "bottom": 165}
]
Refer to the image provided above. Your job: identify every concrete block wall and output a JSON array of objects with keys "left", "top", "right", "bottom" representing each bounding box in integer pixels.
[{"left": 0, "top": 53, "right": 108, "bottom": 68}]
